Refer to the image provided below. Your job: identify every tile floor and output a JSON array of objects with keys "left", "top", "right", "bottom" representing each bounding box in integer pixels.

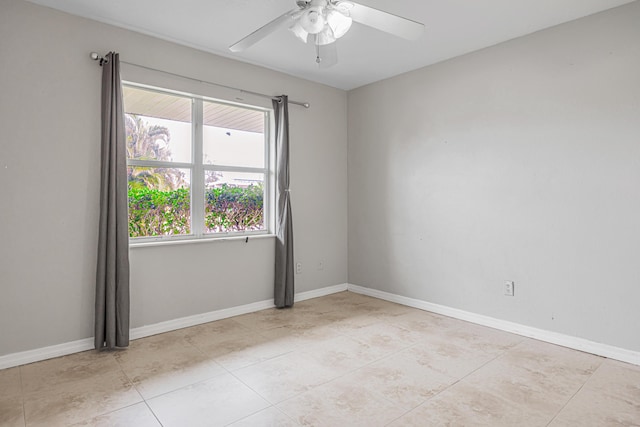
[{"left": 1, "top": 292, "right": 639, "bottom": 426}]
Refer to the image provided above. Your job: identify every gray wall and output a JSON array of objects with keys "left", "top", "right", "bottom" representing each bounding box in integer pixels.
[
  {"left": 0, "top": 0, "right": 347, "bottom": 357},
  {"left": 348, "top": 2, "right": 640, "bottom": 352},
  {"left": 1, "top": 0, "right": 638, "bottom": 359}
]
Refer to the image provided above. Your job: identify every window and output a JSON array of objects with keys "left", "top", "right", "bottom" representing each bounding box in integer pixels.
[{"left": 123, "top": 84, "right": 271, "bottom": 241}]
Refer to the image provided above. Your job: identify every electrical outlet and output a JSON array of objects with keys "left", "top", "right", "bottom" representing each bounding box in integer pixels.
[
  {"left": 504, "top": 281, "right": 515, "bottom": 296},
  {"left": 296, "top": 262, "right": 302, "bottom": 274}
]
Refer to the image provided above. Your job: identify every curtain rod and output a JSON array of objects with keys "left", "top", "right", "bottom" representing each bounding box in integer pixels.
[{"left": 90, "top": 52, "right": 310, "bottom": 109}]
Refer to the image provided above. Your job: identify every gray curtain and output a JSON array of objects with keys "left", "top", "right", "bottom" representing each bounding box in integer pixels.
[
  {"left": 273, "top": 96, "right": 295, "bottom": 308},
  {"left": 95, "top": 52, "right": 130, "bottom": 350}
]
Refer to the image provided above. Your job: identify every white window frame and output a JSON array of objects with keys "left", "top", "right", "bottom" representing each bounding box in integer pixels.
[{"left": 124, "top": 82, "right": 273, "bottom": 243}]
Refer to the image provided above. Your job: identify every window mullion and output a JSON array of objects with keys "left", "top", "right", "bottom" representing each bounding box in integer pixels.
[{"left": 192, "top": 98, "right": 204, "bottom": 237}]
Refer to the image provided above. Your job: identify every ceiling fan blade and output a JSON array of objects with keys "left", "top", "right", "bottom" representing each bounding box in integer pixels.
[
  {"left": 229, "top": 9, "right": 298, "bottom": 52},
  {"left": 346, "top": 2, "right": 424, "bottom": 40},
  {"left": 317, "top": 42, "right": 338, "bottom": 69}
]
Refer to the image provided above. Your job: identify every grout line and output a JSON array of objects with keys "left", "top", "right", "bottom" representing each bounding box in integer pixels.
[
  {"left": 259, "top": 320, "right": 425, "bottom": 411},
  {"left": 224, "top": 349, "right": 298, "bottom": 372},
  {"left": 72, "top": 353, "right": 153, "bottom": 425},
  {"left": 382, "top": 331, "right": 526, "bottom": 425},
  {"left": 227, "top": 369, "right": 278, "bottom": 406},
  {"left": 225, "top": 320, "right": 416, "bottom": 407},
  {"left": 544, "top": 357, "right": 605, "bottom": 426},
  {"left": 453, "top": 349, "right": 507, "bottom": 383},
  {"left": 106, "top": 402, "right": 151, "bottom": 422},
  {"left": 18, "top": 365, "right": 26, "bottom": 427},
  {"left": 111, "top": 349, "right": 146, "bottom": 402},
  {"left": 143, "top": 400, "right": 165, "bottom": 427},
  {"left": 382, "top": 376, "right": 464, "bottom": 427},
  {"left": 220, "top": 404, "right": 274, "bottom": 426},
  {"left": 270, "top": 405, "right": 300, "bottom": 426}
]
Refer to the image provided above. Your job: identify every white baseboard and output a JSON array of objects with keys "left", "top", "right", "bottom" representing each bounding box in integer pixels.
[
  {"left": 0, "top": 338, "right": 95, "bottom": 371},
  {"left": 0, "top": 283, "right": 349, "bottom": 370},
  {"left": 129, "top": 299, "right": 276, "bottom": 341},
  {"left": 294, "top": 283, "right": 349, "bottom": 302},
  {"left": 347, "top": 284, "right": 640, "bottom": 366},
  {"left": 130, "top": 283, "right": 348, "bottom": 341},
  {"left": 9, "top": 283, "right": 634, "bottom": 369}
]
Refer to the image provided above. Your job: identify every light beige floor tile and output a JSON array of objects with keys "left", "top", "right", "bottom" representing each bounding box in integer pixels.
[
  {"left": 0, "top": 367, "right": 22, "bottom": 399},
  {"left": 323, "top": 300, "right": 416, "bottom": 334},
  {"left": 501, "top": 339, "right": 603, "bottom": 377},
  {"left": 180, "top": 318, "right": 256, "bottom": 361},
  {"left": 146, "top": 373, "right": 269, "bottom": 427},
  {"left": 285, "top": 299, "right": 336, "bottom": 315},
  {"left": 258, "top": 323, "right": 340, "bottom": 351},
  {"left": 23, "top": 370, "right": 142, "bottom": 427},
  {"left": 338, "top": 300, "right": 391, "bottom": 315},
  {"left": 446, "top": 321, "right": 526, "bottom": 354},
  {"left": 0, "top": 396, "right": 25, "bottom": 427},
  {"left": 549, "top": 387, "right": 640, "bottom": 426},
  {"left": 583, "top": 358, "right": 640, "bottom": 402},
  {"left": 495, "top": 340, "right": 601, "bottom": 396},
  {"left": 549, "top": 359, "right": 640, "bottom": 426},
  {"left": 184, "top": 322, "right": 258, "bottom": 349},
  {"left": 404, "top": 339, "right": 498, "bottom": 379},
  {"left": 343, "top": 348, "right": 457, "bottom": 410},
  {"left": 304, "top": 291, "right": 378, "bottom": 309},
  {"left": 20, "top": 350, "right": 121, "bottom": 395},
  {"left": 293, "top": 292, "right": 371, "bottom": 315},
  {"left": 232, "top": 308, "right": 328, "bottom": 332},
  {"left": 604, "top": 358, "right": 640, "bottom": 373},
  {"left": 388, "top": 381, "right": 553, "bottom": 427},
  {"left": 182, "top": 317, "right": 253, "bottom": 339},
  {"left": 228, "top": 406, "right": 299, "bottom": 427},
  {"left": 278, "top": 379, "right": 405, "bottom": 427},
  {"left": 355, "top": 298, "right": 416, "bottom": 317},
  {"left": 325, "top": 312, "right": 387, "bottom": 333},
  {"left": 315, "top": 295, "right": 401, "bottom": 327},
  {"left": 323, "top": 296, "right": 414, "bottom": 326},
  {"left": 461, "top": 353, "right": 591, "bottom": 419},
  {"left": 387, "top": 310, "right": 463, "bottom": 338},
  {"left": 299, "top": 334, "right": 398, "bottom": 375},
  {"left": 114, "top": 331, "right": 226, "bottom": 399},
  {"left": 190, "top": 329, "right": 299, "bottom": 371},
  {"left": 70, "top": 402, "right": 161, "bottom": 427},
  {"left": 278, "top": 376, "right": 407, "bottom": 427},
  {"left": 340, "top": 322, "right": 419, "bottom": 355},
  {"left": 233, "top": 350, "right": 338, "bottom": 404},
  {"left": 0, "top": 368, "right": 23, "bottom": 426},
  {"left": 8, "top": 294, "right": 637, "bottom": 426}
]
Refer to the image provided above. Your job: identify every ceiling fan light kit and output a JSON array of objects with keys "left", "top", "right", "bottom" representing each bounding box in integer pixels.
[
  {"left": 326, "top": 7, "right": 353, "bottom": 38},
  {"left": 229, "top": 0, "right": 424, "bottom": 67},
  {"left": 299, "top": 5, "right": 326, "bottom": 33},
  {"left": 289, "top": 0, "right": 353, "bottom": 45}
]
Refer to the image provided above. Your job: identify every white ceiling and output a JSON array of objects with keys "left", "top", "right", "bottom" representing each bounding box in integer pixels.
[{"left": 27, "top": 0, "right": 635, "bottom": 90}]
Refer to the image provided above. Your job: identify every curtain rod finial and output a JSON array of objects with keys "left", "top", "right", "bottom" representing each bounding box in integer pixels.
[{"left": 90, "top": 52, "right": 109, "bottom": 66}]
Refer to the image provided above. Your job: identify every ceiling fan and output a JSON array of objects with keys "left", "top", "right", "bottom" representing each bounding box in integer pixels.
[{"left": 229, "top": 0, "right": 425, "bottom": 68}]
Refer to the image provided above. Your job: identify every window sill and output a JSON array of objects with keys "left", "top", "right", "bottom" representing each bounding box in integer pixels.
[{"left": 129, "top": 233, "right": 275, "bottom": 249}]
